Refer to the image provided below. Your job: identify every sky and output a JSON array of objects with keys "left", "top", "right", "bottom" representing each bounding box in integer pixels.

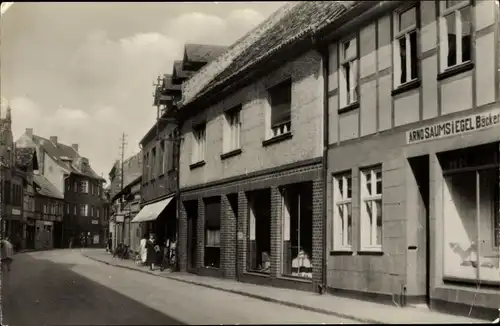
[{"left": 0, "top": 1, "right": 285, "bottom": 182}]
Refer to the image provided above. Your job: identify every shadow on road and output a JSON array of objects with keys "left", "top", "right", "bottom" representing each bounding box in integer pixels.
[{"left": 2, "top": 252, "right": 184, "bottom": 326}]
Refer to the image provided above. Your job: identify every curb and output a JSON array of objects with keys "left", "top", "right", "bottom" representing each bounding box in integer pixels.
[{"left": 81, "top": 251, "right": 382, "bottom": 324}]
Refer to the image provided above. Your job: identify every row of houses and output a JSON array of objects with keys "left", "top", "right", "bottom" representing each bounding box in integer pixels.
[
  {"left": 0, "top": 106, "right": 108, "bottom": 250},
  {"left": 111, "top": 0, "right": 500, "bottom": 320}
]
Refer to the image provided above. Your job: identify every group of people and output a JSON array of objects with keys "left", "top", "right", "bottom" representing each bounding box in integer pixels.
[{"left": 137, "top": 234, "right": 176, "bottom": 271}]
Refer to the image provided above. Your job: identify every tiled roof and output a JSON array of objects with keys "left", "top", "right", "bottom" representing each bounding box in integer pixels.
[
  {"left": 31, "top": 135, "right": 103, "bottom": 181},
  {"left": 33, "top": 174, "right": 64, "bottom": 199},
  {"left": 187, "top": 1, "right": 355, "bottom": 105},
  {"left": 173, "top": 60, "right": 195, "bottom": 80},
  {"left": 15, "top": 147, "right": 37, "bottom": 169},
  {"left": 184, "top": 44, "right": 228, "bottom": 64}
]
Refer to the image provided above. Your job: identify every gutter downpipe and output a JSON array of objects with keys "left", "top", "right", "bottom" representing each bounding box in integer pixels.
[{"left": 317, "top": 36, "right": 329, "bottom": 295}]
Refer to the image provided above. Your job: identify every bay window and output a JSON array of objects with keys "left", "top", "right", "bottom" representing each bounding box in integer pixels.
[
  {"left": 393, "top": 5, "right": 419, "bottom": 87},
  {"left": 339, "top": 36, "right": 359, "bottom": 108},
  {"left": 360, "top": 166, "right": 383, "bottom": 251},
  {"left": 439, "top": 0, "right": 472, "bottom": 71},
  {"left": 333, "top": 172, "right": 353, "bottom": 251},
  {"left": 440, "top": 143, "right": 500, "bottom": 284}
]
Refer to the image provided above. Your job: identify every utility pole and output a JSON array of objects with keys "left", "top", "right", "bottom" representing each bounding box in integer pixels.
[{"left": 119, "top": 132, "right": 127, "bottom": 246}]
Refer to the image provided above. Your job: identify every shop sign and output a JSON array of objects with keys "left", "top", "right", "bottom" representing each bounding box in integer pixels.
[
  {"left": 92, "top": 220, "right": 99, "bottom": 225},
  {"left": 43, "top": 221, "right": 53, "bottom": 226},
  {"left": 116, "top": 215, "right": 124, "bottom": 223},
  {"left": 11, "top": 208, "right": 21, "bottom": 216},
  {"left": 407, "top": 108, "right": 500, "bottom": 144}
]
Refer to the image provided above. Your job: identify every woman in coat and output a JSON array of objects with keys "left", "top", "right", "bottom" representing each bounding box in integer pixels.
[{"left": 145, "top": 234, "right": 156, "bottom": 271}]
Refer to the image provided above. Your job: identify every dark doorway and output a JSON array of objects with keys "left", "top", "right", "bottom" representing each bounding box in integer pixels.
[
  {"left": 409, "top": 155, "right": 430, "bottom": 306},
  {"left": 247, "top": 189, "right": 271, "bottom": 273},
  {"left": 53, "top": 222, "right": 63, "bottom": 248},
  {"left": 185, "top": 200, "right": 198, "bottom": 271}
]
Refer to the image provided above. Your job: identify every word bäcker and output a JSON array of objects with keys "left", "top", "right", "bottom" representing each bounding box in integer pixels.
[{"left": 407, "top": 108, "right": 500, "bottom": 144}]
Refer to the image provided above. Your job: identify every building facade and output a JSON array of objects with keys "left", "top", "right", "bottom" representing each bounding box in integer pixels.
[
  {"left": 17, "top": 129, "right": 106, "bottom": 247},
  {"left": 321, "top": 0, "right": 499, "bottom": 319}
]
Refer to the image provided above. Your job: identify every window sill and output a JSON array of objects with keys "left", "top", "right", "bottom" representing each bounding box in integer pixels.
[
  {"left": 358, "top": 247, "right": 384, "bottom": 256},
  {"left": 220, "top": 148, "right": 242, "bottom": 160},
  {"left": 262, "top": 132, "right": 293, "bottom": 147},
  {"left": 278, "top": 275, "right": 313, "bottom": 283},
  {"left": 329, "top": 248, "right": 354, "bottom": 256},
  {"left": 189, "top": 161, "right": 206, "bottom": 170},
  {"left": 338, "top": 102, "right": 360, "bottom": 114},
  {"left": 437, "top": 61, "right": 474, "bottom": 81},
  {"left": 391, "top": 79, "right": 421, "bottom": 96},
  {"left": 243, "top": 271, "right": 271, "bottom": 277}
]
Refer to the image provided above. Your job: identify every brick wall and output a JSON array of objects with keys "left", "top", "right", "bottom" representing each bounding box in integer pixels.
[
  {"left": 270, "top": 186, "right": 282, "bottom": 278},
  {"left": 196, "top": 197, "right": 205, "bottom": 269},
  {"left": 221, "top": 194, "right": 238, "bottom": 279},
  {"left": 237, "top": 191, "right": 248, "bottom": 276},
  {"left": 178, "top": 201, "right": 188, "bottom": 272},
  {"left": 311, "top": 178, "right": 324, "bottom": 289}
]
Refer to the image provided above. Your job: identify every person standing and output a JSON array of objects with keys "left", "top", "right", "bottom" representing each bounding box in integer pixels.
[
  {"left": 1, "top": 238, "right": 14, "bottom": 272},
  {"left": 146, "top": 234, "right": 155, "bottom": 271}
]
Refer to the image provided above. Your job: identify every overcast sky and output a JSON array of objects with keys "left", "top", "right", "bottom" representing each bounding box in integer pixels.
[{"left": 1, "top": 2, "right": 285, "bottom": 182}]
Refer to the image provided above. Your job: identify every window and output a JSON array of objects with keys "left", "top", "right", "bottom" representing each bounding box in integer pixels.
[
  {"left": 339, "top": 36, "right": 359, "bottom": 108},
  {"left": 360, "top": 166, "right": 383, "bottom": 251},
  {"left": 73, "top": 204, "right": 77, "bottom": 215},
  {"left": 96, "top": 208, "right": 100, "bottom": 218},
  {"left": 151, "top": 148, "right": 157, "bottom": 179},
  {"left": 440, "top": 0, "right": 471, "bottom": 71},
  {"left": 160, "top": 140, "right": 166, "bottom": 175},
  {"left": 91, "top": 206, "right": 95, "bottom": 217},
  {"left": 393, "top": 6, "right": 419, "bottom": 87},
  {"left": 247, "top": 189, "right": 271, "bottom": 273},
  {"left": 281, "top": 183, "right": 313, "bottom": 279},
  {"left": 74, "top": 181, "right": 78, "bottom": 192},
  {"left": 333, "top": 172, "right": 353, "bottom": 251},
  {"left": 440, "top": 143, "right": 499, "bottom": 285},
  {"left": 267, "top": 79, "right": 292, "bottom": 138},
  {"left": 223, "top": 106, "right": 242, "bottom": 153},
  {"left": 80, "top": 204, "right": 88, "bottom": 217},
  {"left": 144, "top": 152, "right": 150, "bottom": 181},
  {"left": 192, "top": 124, "right": 206, "bottom": 164},
  {"left": 97, "top": 185, "right": 100, "bottom": 196},
  {"left": 3, "top": 181, "right": 11, "bottom": 204},
  {"left": 80, "top": 180, "right": 89, "bottom": 193},
  {"left": 43, "top": 204, "right": 48, "bottom": 214},
  {"left": 204, "top": 197, "right": 221, "bottom": 268}
]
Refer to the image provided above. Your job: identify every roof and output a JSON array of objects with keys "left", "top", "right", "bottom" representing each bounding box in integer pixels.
[
  {"left": 173, "top": 60, "right": 195, "bottom": 80},
  {"left": 185, "top": 1, "right": 355, "bottom": 106},
  {"left": 32, "top": 135, "right": 104, "bottom": 181},
  {"left": 162, "top": 74, "right": 182, "bottom": 94},
  {"left": 15, "top": 147, "right": 38, "bottom": 169},
  {"left": 184, "top": 44, "right": 228, "bottom": 64},
  {"left": 33, "top": 174, "right": 64, "bottom": 199},
  {"left": 110, "top": 152, "right": 142, "bottom": 201}
]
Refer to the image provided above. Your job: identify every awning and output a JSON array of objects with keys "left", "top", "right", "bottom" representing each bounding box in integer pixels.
[{"left": 131, "top": 196, "right": 174, "bottom": 223}]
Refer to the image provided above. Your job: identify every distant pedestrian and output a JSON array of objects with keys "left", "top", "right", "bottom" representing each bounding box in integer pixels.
[
  {"left": 146, "top": 234, "right": 155, "bottom": 271},
  {"left": 1, "top": 238, "right": 14, "bottom": 272},
  {"left": 139, "top": 234, "right": 148, "bottom": 264}
]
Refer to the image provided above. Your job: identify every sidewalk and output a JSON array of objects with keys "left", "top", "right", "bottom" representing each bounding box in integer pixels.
[{"left": 81, "top": 248, "right": 489, "bottom": 324}]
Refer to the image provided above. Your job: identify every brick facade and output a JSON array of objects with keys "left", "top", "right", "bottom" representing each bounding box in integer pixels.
[{"left": 178, "top": 201, "right": 188, "bottom": 272}]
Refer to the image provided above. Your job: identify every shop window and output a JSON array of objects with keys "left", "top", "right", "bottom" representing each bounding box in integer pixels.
[
  {"left": 332, "top": 172, "right": 353, "bottom": 251},
  {"left": 204, "top": 197, "right": 221, "bottom": 268},
  {"left": 339, "top": 35, "right": 359, "bottom": 109},
  {"left": 360, "top": 166, "right": 383, "bottom": 251},
  {"left": 281, "top": 183, "right": 313, "bottom": 279},
  {"left": 440, "top": 143, "right": 500, "bottom": 284},
  {"left": 268, "top": 79, "right": 292, "bottom": 138},
  {"left": 393, "top": 5, "right": 419, "bottom": 87},
  {"left": 439, "top": 0, "right": 471, "bottom": 71},
  {"left": 247, "top": 189, "right": 271, "bottom": 273},
  {"left": 223, "top": 105, "right": 242, "bottom": 153},
  {"left": 192, "top": 124, "right": 206, "bottom": 164}
]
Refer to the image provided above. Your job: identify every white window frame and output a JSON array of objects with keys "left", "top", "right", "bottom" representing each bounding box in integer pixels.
[
  {"left": 192, "top": 124, "right": 206, "bottom": 164},
  {"left": 439, "top": 0, "right": 472, "bottom": 72},
  {"left": 223, "top": 108, "right": 241, "bottom": 153},
  {"left": 393, "top": 5, "right": 419, "bottom": 88},
  {"left": 332, "top": 173, "right": 353, "bottom": 251},
  {"left": 80, "top": 204, "right": 88, "bottom": 217},
  {"left": 360, "top": 166, "right": 383, "bottom": 251},
  {"left": 339, "top": 35, "right": 359, "bottom": 108},
  {"left": 80, "top": 180, "right": 89, "bottom": 194}
]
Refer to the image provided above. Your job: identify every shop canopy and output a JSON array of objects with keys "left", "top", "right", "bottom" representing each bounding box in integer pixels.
[{"left": 131, "top": 196, "right": 174, "bottom": 223}]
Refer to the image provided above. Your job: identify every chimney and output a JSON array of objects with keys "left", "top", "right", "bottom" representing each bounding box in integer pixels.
[
  {"left": 72, "top": 143, "right": 79, "bottom": 152},
  {"left": 50, "top": 136, "right": 58, "bottom": 145},
  {"left": 26, "top": 128, "right": 33, "bottom": 138}
]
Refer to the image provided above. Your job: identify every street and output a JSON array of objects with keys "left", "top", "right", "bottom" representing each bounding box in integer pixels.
[{"left": 1, "top": 250, "right": 358, "bottom": 325}]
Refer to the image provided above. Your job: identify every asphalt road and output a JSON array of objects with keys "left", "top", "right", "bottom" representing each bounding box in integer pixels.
[{"left": 1, "top": 250, "right": 357, "bottom": 325}]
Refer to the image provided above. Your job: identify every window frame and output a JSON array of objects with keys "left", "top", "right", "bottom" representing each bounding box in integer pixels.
[
  {"left": 359, "top": 166, "right": 383, "bottom": 252},
  {"left": 192, "top": 123, "right": 207, "bottom": 164},
  {"left": 151, "top": 147, "right": 157, "bottom": 179},
  {"left": 223, "top": 106, "right": 242, "bottom": 154},
  {"left": 79, "top": 180, "right": 89, "bottom": 194},
  {"left": 338, "top": 34, "right": 360, "bottom": 109},
  {"left": 80, "top": 204, "right": 88, "bottom": 217},
  {"left": 438, "top": 0, "right": 473, "bottom": 72},
  {"left": 160, "top": 139, "right": 166, "bottom": 175},
  {"left": 267, "top": 78, "right": 292, "bottom": 138},
  {"left": 332, "top": 172, "right": 353, "bottom": 251},
  {"left": 393, "top": 4, "right": 419, "bottom": 88}
]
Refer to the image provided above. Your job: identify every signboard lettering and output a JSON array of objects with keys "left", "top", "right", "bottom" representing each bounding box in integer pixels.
[{"left": 407, "top": 109, "right": 500, "bottom": 144}]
